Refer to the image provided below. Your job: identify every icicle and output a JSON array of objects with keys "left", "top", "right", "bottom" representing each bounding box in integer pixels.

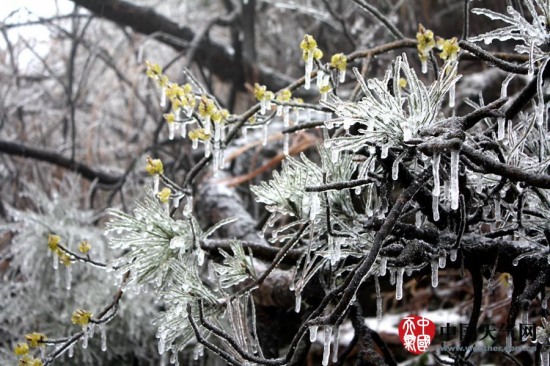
[
  {"left": 339, "top": 69, "right": 346, "bottom": 83},
  {"left": 432, "top": 153, "right": 440, "bottom": 197},
  {"left": 438, "top": 249, "right": 447, "bottom": 269},
  {"left": 389, "top": 268, "right": 396, "bottom": 285},
  {"left": 415, "top": 211, "right": 422, "bottom": 228},
  {"left": 497, "top": 118, "right": 505, "bottom": 141},
  {"left": 214, "top": 123, "right": 221, "bottom": 142},
  {"left": 305, "top": 52, "right": 313, "bottom": 90},
  {"left": 82, "top": 327, "right": 89, "bottom": 349},
  {"left": 421, "top": 59, "right": 428, "bottom": 74},
  {"left": 395, "top": 267, "right": 404, "bottom": 300},
  {"left": 168, "top": 122, "right": 175, "bottom": 140},
  {"left": 450, "top": 249, "right": 457, "bottom": 262},
  {"left": 381, "top": 144, "right": 389, "bottom": 159},
  {"left": 68, "top": 343, "right": 74, "bottom": 358},
  {"left": 276, "top": 105, "right": 283, "bottom": 116},
  {"left": 88, "top": 323, "right": 95, "bottom": 338},
  {"left": 322, "top": 326, "right": 333, "bottom": 366},
  {"left": 283, "top": 134, "right": 290, "bottom": 155},
  {"left": 309, "top": 325, "right": 319, "bottom": 342},
  {"left": 431, "top": 260, "right": 439, "bottom": 288},
  {"left": 204, "top": 116, "right": 211, "bottom": 134},
  {"left": 191, "top": 138, "right": 198, "bottom": 149},
  {"left": 450, "top": 150, "right": 460, "bottom": 210},
  {"left": 379, "top": 257, "right": 387, "bottom": 276},
  {"left": 375, "top": 276, "right": 383, "bottom": 321},
  {"left": 262, "top": 124, "right": 268, "bottom": 146},
  {"left": 204, "top": 139, "right": 211, "bottom": 158},
  {"left": 317, "top": 70, "right": 325, "bottom": 89},
  {"left": 309, "top": 194, "right": 320, "bottom": 220},
  {"left": 449, "top": 83, "right": 455, "bottom": 108},
  {"left": 332, "top": 325, "right": 340, "bottom": 362},
  {"left": 506, "top": 332, "right": 512, "bottom": 348},
  {"left": 432, "top": 195, "right": 440, "bottom": 222},
  {"left": 542, "top": 351, "right": 550, "bottom": 366},
  {"left": 53, "top": 254, "right": 59, "bottom": 270},
  {"left": 160, "top": 87, "right": 166, "bottom": 107},
  {"left": 295, "top": 292, "right": 302, "bottom": 313},
  {"left": 392, "top": 153, "right": 403, "bottom": 180},
  {"left": 180, "top": 122, "right": 187, "bottom": 138},
  {"left": 331, "top": 149, "right": 339, "bottom": 163},
  {"left": 158, "top": 332, "right": 166, "bottom": 354},
  {"left": 66, "top": 266, "right": 72, "bottom": 291},
  {"left": 260, "top": 100, "right": 267, "bottom": 115},
  {"left": 100, "top": 324, "right": 107, "bottom": 352},
  {"left": 153, "top": 174, "right": 160, "bottom": 193}
]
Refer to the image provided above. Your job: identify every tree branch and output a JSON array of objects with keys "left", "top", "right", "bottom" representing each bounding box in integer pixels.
[{"left": 0, "top": 139, "right": 122, "bottom": 186}]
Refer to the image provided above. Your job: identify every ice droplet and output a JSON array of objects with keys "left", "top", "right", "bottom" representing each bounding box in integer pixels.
[
  {"left": 322, "top": 326, "right": 333, "bottom": 366},
  {"left": 309, "top": 325, "right": 318, "bottom": 342},
  {"left": 168, "top": 122, "right": 175, "bottom": 140},
  {"left": 450, "top": 249, "right": 457, "bottom": 262},
  {"left": 295, "top": 293, "right": 301, "bottom": 313},
  {"left": 450, "top": 150, "right": 460, "bottom": 210},
  {"left": 415, "top": 210, "right": 422, "bottom": 228},
  {"left": 431, "top": 260, "right": 439, "bottom": 288},
  {"left": 438, "top": 249, "right": 447, "bottom": 269},
  {"left": 68, "top": 343, "right": 74, "bottom": 358},
  {"left": 53, "top": 254, "right": 58, "bottom": 270},
  {"left": 395, "top": 267, "right": 405, "bottom": 300},
  {"left": 421, "top": 60, "right": 428, "bottom": 74},
  {"left": 381, "top": 144, "right": 389, "bottom": 159},
  {"left": 432, "top": 195, "right": 440, "bottom": 222}
]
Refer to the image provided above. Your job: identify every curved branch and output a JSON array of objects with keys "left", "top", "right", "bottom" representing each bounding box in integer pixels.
[{"left": 0, "top": 139, "right": 123, "bottom": 186}]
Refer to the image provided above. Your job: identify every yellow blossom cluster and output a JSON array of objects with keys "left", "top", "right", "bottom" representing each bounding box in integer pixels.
[
  {"left": 145, "top": 157, "right": 164, "bottom": 176},
  {"left": 300, "top": 34, "right": 323, "bottom": 62},
  {"left": 71, "top": 309, "right": 93, "bottom": 326},
  {"left": 47, "top": 234, "right": 73, "bottom": 266}
]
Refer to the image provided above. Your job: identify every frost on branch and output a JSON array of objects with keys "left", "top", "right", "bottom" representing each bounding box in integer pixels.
[{"left": 325, "top": 54, "right": 461, "bottom": 153}]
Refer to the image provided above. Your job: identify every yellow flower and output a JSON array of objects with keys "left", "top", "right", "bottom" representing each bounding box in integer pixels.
[
  {"left": 312, "top": 48, "right": 323, "bottom": 60},
  {"left": 18, "top": 355, "right": 43, "bottom": 366},
  {"left": 300, "top": 34, "right": 317, "bottom": 52},
  {"left": 276, "top": 89, "right": 292, "bottom": 103},
  {"left": 330, "top": 53, "right": 347, "bottom": 72},
  {"left": 188, "top": 128, "right": 211, "bottom": 141},
  {"left": 163, "top": 113, "right": 176, "bottom": 124},
  {"left": 157, "top": 188, "right": 171, "bottom": 204},
  {"left": 182, "top": 83, "right": 193, "bottom": 94},
  {"left": 319, "top": 84, "right": 332, "bottom": 94},
  {"left": 145, "top": 61, "right": 162, "bottom": 79},
  {"left": 25, "top": 333, "right": 46, "bottom": 348},
  {"left": 71, "top": 309, "right": 93, "bottom": 326},
  {"left": 212, "top": 108, "right": 229, "bottom": 123},
  {"left": 416, "top": 24, "right": 435, "bottom": 61},
  {"left": 60, "top": 252, "right": 72, "bottom": 266},
  {"left": 78, "top": 240, "right": 91, "bottom": 254},
  {"left": 437, "top": 37, "right": 460, "bottom": 61},
  {"left": 145, "top": 157, "right": 164, "bottom": 175},
  {"left": 14, "top": 342, "right": 29, "bottom": 356},
  {"left": 198, "top": 95, "right": 216, "bottom": 118},
  {"left": 253, "top": 83, "right": 267, "bottom": 101},
  {"left": 47, "top": 234, "right": 61, "bottom": 251},
  {"left": 294, "top": 97, "right": 304, "bottom": 104},
  {"left": 399, "top": 78, "right": 408, "bottom": 89}
]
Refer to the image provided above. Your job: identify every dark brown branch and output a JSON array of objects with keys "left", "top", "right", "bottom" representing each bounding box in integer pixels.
[
  {"left": 69, "top": 0, "right": 294, "bottom": 91},
  {"left": 0, "top": 139, "right": 123, "bottom": 186}
]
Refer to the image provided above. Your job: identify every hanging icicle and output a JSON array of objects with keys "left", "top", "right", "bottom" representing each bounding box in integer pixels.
[
  {"left": 395, "top": 267, "right": 405, "bottom": 300},
  {"left": 322, "top": 326, "right": 333, "bottom": 366},
  {"left": 450, "top": 149, "right": 460, "bottom": 210},
  {"left": 431, "top": 260, "right": 439, "bottom": 288},
  {"left": 309, "top": 325, "right": 319, "bottom": 342},
  {"left": 375, "top": 276, "right": 383, "bottom": 321}
]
